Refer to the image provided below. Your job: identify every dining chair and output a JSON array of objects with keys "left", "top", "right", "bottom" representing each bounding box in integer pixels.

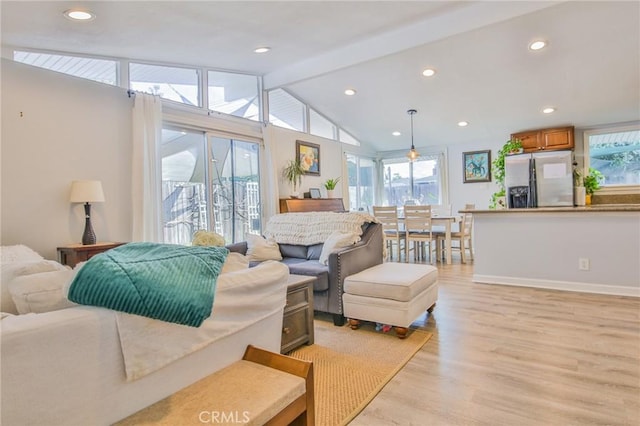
[
  {"left": 403, "top": 204, "right": 435, "bottom": 263},
  {"left": 372, "top": 205, "right": 405, "bottom": 261},
  {"left": 431, "top": 204, "right": 452, "bottom": 217},
  {"left": 436, "top": 203, "right": 474, "bottom": 263}
]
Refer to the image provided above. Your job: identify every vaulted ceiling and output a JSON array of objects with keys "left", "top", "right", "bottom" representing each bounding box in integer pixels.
[{"left": 2, "top": 1, "right": 638, "bottom": 152}]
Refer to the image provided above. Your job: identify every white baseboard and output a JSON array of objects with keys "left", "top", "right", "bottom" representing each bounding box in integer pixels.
[{"left": 473, "top": 274, "right": 640, "bottom": 298}]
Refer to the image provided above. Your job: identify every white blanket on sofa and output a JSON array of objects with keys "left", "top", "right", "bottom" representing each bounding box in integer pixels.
[
  {"left": 264, "top": 211, "right": 377, "bottom": 245},
  {"left": 115, "top": 261, "right": 289, "bottom": 381}
]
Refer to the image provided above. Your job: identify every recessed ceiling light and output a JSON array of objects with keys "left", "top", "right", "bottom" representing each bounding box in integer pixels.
[
  {"left": 529, "top": 40, "right": 547, "bottom": 51},
  {"left": 254, "top": 47, "right": 270, "bottom": 54},
  {"left": 344, "top": 88, "right": 356, "bottom": 96},
  {"left": 458, "top": 121, "right": 469, "bottom": 127},
  {"left": 63, "top": 9, "right": 95, "bottom": 21},
  {"left": 392, "top": 131, "right": 401, "bottom": 136},
  {"left": 422, "top": 68, "right": 436, "bottom": 77},
  {"left": 542, "top": 107, "right": 556, "bottom": 114}
]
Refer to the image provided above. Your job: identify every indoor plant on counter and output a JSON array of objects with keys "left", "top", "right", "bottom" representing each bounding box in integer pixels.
[
  {"left": 583, "top": 167, "right": 604, "bottom": 205},
  {"left": 282, "top": 158, "right": 305, "bottom": 198},
  {"left": 490, "top": 138, "right": 523, "bottom": 209},
  {"left": 323, "top": 177, "right": 341, "bottom": 198}
]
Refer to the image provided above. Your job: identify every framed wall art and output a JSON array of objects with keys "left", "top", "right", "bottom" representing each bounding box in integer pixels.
[
  {"left": 296, "top": 140, "right": 320, "bottom": 175},
  {"left": 463, "top": 150, "right": 491, "bottom": 183}
]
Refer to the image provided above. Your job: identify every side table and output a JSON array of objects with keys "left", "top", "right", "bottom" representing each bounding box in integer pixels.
[
  {"left": 57, "top": 242, "right": 125, "bottom": 268},
  {"left": 281, "top": 274, "right": 316, "bottom": 353}
]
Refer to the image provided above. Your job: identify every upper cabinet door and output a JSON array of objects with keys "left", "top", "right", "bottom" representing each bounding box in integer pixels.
[{"left": 512, "top": 126, "right": 574, "bottom": 153}]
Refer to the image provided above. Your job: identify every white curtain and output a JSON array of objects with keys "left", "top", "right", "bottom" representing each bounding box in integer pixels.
[
  {"left": 262, "top": 124, "right": 280, "bottom": 218},
  {"left": 131, "top": 93, "right": 163, "bottom": 242}
]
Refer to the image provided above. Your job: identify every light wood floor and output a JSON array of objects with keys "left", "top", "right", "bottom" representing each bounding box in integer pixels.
[{"left": 350, "top": 257, "right": 640, "bottom": 426}]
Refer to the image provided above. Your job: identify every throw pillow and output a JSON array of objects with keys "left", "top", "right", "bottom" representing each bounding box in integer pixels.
[
  {"left": 9, "top": 269, "right": 78, "bottom": 314},
  {"left": 319, "top": 231, "right": 360, "bottom": 265},
  {"left": 1, "top": 245, "right": 44, "bottom": 263},
  {"left": 221, "top": 252, "right": 250, "bottom": 274},
  {"left": 245, "top": 234, "right": 282, "bottom": 262},
  {"left": 192, "top": 230, "right": 225, "bottom": 247},
  {"left": 1, "top": 260, "right": 69, "bottom": 314}
]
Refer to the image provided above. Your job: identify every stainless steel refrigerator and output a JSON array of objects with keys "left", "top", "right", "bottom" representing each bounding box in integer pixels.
[{"left": 504, "top": 150, "right": 574, "bottom": 208}]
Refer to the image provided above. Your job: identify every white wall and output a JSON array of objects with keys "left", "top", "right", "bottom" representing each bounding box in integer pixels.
[
  {"left": 268, "top": 125, "right": 345, "bottom": 200},
  {"left": 1, "top": 59, "right": 132, "bottom": 259}
]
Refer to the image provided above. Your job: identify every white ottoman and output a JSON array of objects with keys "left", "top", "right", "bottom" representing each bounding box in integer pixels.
[{"left": 342, "top": 262, "right": 438, "bottom": 338}]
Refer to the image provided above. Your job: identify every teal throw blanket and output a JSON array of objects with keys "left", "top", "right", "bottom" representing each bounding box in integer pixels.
[{"left": 68, "top": 243, "right": 228, "bottom": 327}]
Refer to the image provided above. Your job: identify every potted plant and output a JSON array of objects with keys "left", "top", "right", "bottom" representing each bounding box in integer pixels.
[
  {"left": 583, "top": 167, "right": 604, "bottom": 205},
  {"left": 323, "top": 177, "right": 341, "bottom": 198},
  {"left": 489, "top": 138, "right": 523, "bottom": 209},
  {"left": 282, "top": 159, "right": 305, "bottom": 198}
]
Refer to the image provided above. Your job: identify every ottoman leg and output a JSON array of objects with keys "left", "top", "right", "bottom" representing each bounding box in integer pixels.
[
  {"left": 394, "top": 327, "right": 408, "bottom": 339},
  {"left": 427, "top": 302, "right": 436, "bottom": 313},
  {"left": 348, "top": 319, "right": 360, "bottom": 330}
]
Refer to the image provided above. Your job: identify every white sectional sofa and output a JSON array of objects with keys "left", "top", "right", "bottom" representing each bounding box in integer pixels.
[{"left": 0, "top": 246, "right": 289, "bottom": 425}]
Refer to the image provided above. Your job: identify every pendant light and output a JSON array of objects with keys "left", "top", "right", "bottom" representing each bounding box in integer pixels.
[{"left": 406, "top": 109, "right": 420, "bottom": 161}]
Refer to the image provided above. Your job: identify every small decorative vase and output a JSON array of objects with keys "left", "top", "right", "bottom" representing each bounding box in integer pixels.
[
  {"left": 574, "top": 187, "right": 586, "bottom": 206},
  {"left": 585, "top": 194, "right": 592, "bottom": 205},
  {"left": 326, "top": 190, "right": 335, "bottom": 199}
]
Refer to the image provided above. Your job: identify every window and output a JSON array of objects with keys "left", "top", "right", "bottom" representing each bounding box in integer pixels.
[
  {"left": 346, "top": 154, "right": 375, "bottom": 212},
  {"left": 381, "top": 153, "right": 444, "bottom": 206},
  {"left": 160, "top": 128, "right": 262, "bottom": 245},
  {"left": 130, "top": 63, "right": 200, "bottom": 106},
  {"left": 339, "top": 129, "right": 361, "bottom": 146},
  {"left": 13, "top": 50, "right": 117, "bottom": 85},
  {"left": 208, "top": 71, "right": 260, "bottom": 121},
  {"left": 209, "top": 136, "right": 261, "bottom": 243},
  {"left": 160, "top": 128, "right": 208, "bottom": 245},
  {"left": 310, "top": 108, "right": 337, "bottom": 139},
  {"left": 585, "top": 124, "right": 640, "bottom": 187},
  {"left": 267, "top": 88, "right": 306, "bottom": 131}
]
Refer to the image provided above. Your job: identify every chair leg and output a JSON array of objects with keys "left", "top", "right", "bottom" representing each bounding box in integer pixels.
[
  {"left": 468, "top": 237, "right": 474, "bottom": 261},
  {"left": 460, "top": 238, "right": 466, "bottom": 264}
]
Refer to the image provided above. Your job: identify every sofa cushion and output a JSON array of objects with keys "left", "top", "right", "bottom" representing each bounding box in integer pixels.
[
  {"left": 221, "top": 253, "right": 250, "bottom": 274},
  {"left": 306, "top": 243, "right": 323, "bottom": 260},
  {"left": 319, "top": 231, "right": 360, "bottom": 265},
  {"left": 283, "top": 260, "right": 329, "bottom": 292},
  {"left": 9, "top": 269, "right": 78, "bottom": 314},
  {"left": 246, "top": 234, "right": 282, "bottom": 262},
  {"left": 1, "top": 244, "right": 44, "bottom": 263},
  {"left": 279, "top": 244, "right": 308, "bottom": 259}
]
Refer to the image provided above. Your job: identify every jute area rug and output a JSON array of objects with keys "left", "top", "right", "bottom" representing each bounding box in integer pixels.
[{"left": 288, "top": 320, "right": 432, "bottom": 426}]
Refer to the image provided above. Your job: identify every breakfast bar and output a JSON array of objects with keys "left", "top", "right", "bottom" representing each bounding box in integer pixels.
[{"left": 462, "top": 205, "right": 640, "bottom": 297}]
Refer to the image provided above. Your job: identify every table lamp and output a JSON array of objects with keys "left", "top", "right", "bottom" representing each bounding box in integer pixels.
[{"left": 70, "top": 180, "right": 105, "bottom": 245}]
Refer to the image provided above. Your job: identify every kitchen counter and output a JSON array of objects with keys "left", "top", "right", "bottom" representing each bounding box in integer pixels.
[
  {"left": 468, "top": 205, "right": 639, "bottom": 297},
  {"left": 461, "top": 204, "right": 640, "bottom": 213}
]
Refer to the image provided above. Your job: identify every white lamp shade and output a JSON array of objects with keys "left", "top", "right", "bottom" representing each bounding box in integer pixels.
[{"left": 70, "top": 180, "right": 105, "bottom": 203}]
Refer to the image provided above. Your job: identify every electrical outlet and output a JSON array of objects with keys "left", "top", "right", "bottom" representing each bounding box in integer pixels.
[{"left": 579, "top": 258, "right": 590, "bottom": 271}]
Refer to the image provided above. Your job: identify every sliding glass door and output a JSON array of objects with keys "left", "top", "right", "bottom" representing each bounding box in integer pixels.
[{"left": 160, "top": 127, "right": 262, "bottom": 245}]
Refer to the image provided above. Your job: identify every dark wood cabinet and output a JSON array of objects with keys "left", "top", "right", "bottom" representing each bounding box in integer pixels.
[
  {"left": 281, "top": 274, "right": 315, "bottom": 353},
  {"left": 57, "top": 242, "right": 124, "bottom": 267},
  {"left": 279, "top": 198, "right": 345, "bottom": 213},
  {"left": 512, "top": 126, "right": 574, "bottom": 153}
]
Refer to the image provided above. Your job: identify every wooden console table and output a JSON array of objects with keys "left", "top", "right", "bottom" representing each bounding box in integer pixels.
[{"left": 279, "top": 198, "right": 345, "bottom": 213}]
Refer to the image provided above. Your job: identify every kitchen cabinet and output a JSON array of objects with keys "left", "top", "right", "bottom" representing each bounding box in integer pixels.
[{"left": 512, "top": 126, "right": 574, "bottom": 153}]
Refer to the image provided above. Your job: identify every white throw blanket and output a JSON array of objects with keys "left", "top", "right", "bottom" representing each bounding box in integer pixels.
[
  {"left": 264, "top": 212, "right": 378, "bottom": 245},
  {"left": 114, "top": 261, "right": 289, "bottom": 381}
]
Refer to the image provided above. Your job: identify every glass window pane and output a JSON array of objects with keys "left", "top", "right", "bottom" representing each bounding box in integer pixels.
[
  {"left": 588, "top": 129, "right": 640, "bottom": 186},
  {"left": 210, "top": 137, "right": 261, "bottom": 244},
  {"left": 347, "top": 154, "right": 375, "bottom": 212},
  {"left": 268, "top": 88, "right": 305, "bottom": 131},
  {"left": 310, "top": 108, "right": 336, "bottom": 139},
  {"left": 381, "top": 154, "right": 442, "bottom": 206},
  {"left": 208, "top": 71, "right": 260, "bottom": 121},
  {"left": 160, "top": 128, "right": 208, "bottom": 245},
  {"left": 13, "top": 50, "right": 117, "bottom": 85},
  {"left": 382, "top": 159, "right": 411, "bottom": 206},
  {"left": 130, "top": 63, "right": 199, "bottom": 106},
  {"left": 339, "top": 129, "right": 360, "bottom": 146},
  {"left": 412, "top": 155, "right": 441, "bottom": 205}
]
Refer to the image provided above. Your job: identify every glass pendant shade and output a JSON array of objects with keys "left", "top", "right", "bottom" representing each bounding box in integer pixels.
[{"left": 406, "top": 109, "right": 420, "bottom": 161}]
